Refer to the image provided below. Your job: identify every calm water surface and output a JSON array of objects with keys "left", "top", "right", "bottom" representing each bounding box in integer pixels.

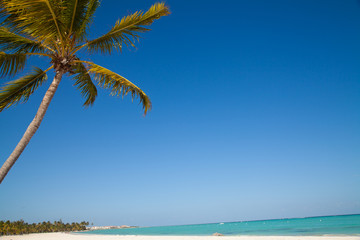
[{"left": 83, "top": 214, "right": 360, "bottom": 236}]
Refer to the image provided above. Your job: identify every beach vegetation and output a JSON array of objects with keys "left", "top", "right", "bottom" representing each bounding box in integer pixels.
[
  {"left": 0, "top": 219, "right": 89, "bottom": 235},
  {"left": 0, "top": 0, "right": 170, "bottom": 183}
]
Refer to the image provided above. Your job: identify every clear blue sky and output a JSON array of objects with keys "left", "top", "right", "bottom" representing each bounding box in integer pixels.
[{"left": 0, "top": 0, "right": 359, "bottom": 227}]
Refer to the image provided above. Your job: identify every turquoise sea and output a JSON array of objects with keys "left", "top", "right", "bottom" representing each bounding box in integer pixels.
[{"left": 84, "top": 214, "right": 360, "bottom": 236}]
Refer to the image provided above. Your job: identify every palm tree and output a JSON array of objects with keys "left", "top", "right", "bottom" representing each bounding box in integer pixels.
[{"left": 0, "top": 0, "right": 170, "bottom": 183}]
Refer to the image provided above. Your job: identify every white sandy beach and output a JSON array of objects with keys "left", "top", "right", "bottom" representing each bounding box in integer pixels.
[{"left": 0, "top": 233, "right": 359, "bottom": 240}]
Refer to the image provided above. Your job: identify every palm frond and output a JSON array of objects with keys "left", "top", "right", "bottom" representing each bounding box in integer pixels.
[
  {"left": 81, "top": 2, "right": 170, "bottom": 54},
  {"left": 0, "top": 0, "right": 65, "bottom": 43},
  {"left": 71, "top": 61, "right": 97, "bottom": 106},
  {"left": 0, "top": 52, "right": 27, "bottom": 77},
  {"left": 81, "top": 61, "right": 151, "bottom": 114},
  {"left": 61, "top": 0, "right": 100, "bottom": 42},
  {"left": 75, "top": 0, "right": 100, "bottom": 41},
  {"left": 62, "top": 0, "right": 91, "bottom": 36},
  {"left": 0, "top": 27, "right": 52, "bottom": 53},
  {"left": 0, "top": 67, "right": 51, "bottom": 112}
]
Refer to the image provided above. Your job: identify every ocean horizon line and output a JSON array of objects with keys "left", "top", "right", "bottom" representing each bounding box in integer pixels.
[
  {"left": 84, "top": 214, "right": 360, "bottom": 236},
  {"left": 136, "top": 213, "right": 360, "bottom": 228}
]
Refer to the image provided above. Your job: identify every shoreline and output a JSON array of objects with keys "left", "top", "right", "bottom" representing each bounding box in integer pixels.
[{"left": 0, "top": 233, "right": 359, "bottom": 240}]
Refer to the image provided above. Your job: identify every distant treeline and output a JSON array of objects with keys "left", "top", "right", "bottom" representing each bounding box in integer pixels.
[{"left": 0, "top": 220, "right": 89, "bottom": 236}]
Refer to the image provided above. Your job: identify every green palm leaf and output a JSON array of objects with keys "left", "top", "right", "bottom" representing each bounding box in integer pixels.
[
  {"left": 0, "top": 52, "right": 27, "bottom": 77},
  {"left": 62, "top": 0, "right": 88, "bottom": 35},
  {"left": 0, "top": 0, "right": 65, "bottom": 43},
  {"left": 0, "top": 27, "right": 52, "bottom": 53},
  {"left": 82, "top": 61, "right": 151, "bottom": 114},
  {"left": 76, "top": 0, "right": 100, "bottom": 41},
  {"left": 61, "top": 0, "right": 100, "bottom": 41},
  {"left": 83, "top": 2, "right": 170, "bottom": 54},
  {"left": 0, "top": 67, "right": 50, "bottom": 111},
  {"left": 71, "top": 61, "right": 97, "bottom": 106}
]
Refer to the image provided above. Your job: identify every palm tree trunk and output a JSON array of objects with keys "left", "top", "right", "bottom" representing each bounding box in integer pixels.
[{"left": 0, "top": 70, "right": 64, "bottom": 184}]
